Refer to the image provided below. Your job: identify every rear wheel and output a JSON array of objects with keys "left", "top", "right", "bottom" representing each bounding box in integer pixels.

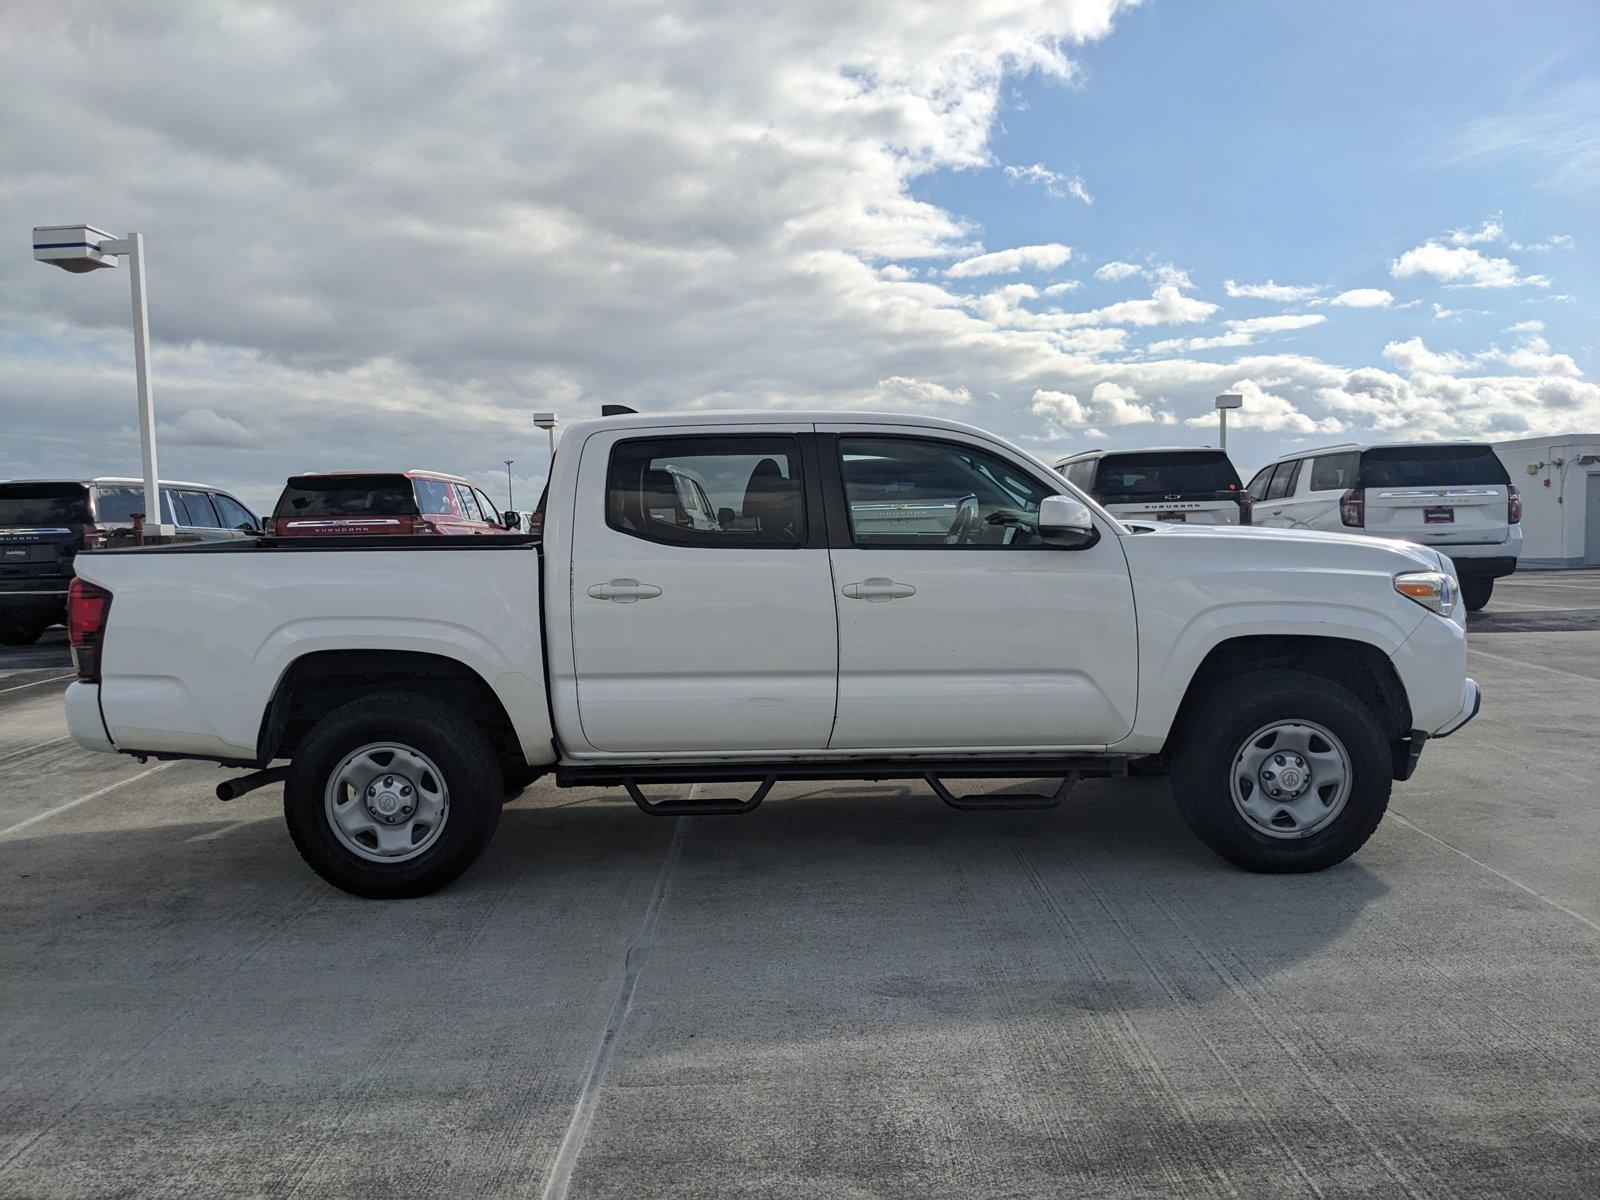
[
  {"left": 284, "top": 692, "right": 503, "bottom": 898},
  {"left": 0, "top": 620, "right": 45, "bottom": 646},
  {"left": 1170, "top": 670, "right": 1391, "bottom": 873},
  {"left": 1461, "top": 577, "right": 1493, "bottom": 611}
]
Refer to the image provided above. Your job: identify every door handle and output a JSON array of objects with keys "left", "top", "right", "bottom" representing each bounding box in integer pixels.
[
  {"left": 842, "top": 578, "right": 916, "bottom": 602},
  {"left": 587, "top": 578, "right": 662, "bottom": 603}
]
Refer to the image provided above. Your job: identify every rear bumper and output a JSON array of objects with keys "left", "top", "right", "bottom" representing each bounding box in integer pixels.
[
  {"left": 0, "top": 584, "right": 69, "bottom": 624},
  {"left": 65, "top": 682, "right": 116, "bottom": 753}
]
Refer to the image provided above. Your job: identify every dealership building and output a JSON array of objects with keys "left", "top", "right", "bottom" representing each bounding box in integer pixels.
[{"left": 1494, "top": 434, "right": 1600, "bottom": 569}]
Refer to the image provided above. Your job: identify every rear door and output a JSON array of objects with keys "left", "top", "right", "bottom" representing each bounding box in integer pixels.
[
  {"left": 1358, "top": 446, "right": 1511, "bottom": 547},
  {"left": 823, "top": 427, "right": 1137, "bottom": 750},
  {"left": 0, "top": 482, "right": 88, "bottom": 601},
  {"left": 567, "top": 427, "right": 838, "bottom": 753}
]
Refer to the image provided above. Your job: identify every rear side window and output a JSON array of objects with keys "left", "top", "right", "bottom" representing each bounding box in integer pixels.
[
  {"left": 1058, "top": 459, "right": 1097, "bottom": 490},
  {"left": 275, "top": 475, "right": 416, "bottom": 518},
  {"left": 607, "top": 436, "right": 805, "bottom": 548},
  {"left": 89, "top": 486, "right": 146, "bottom": 523},
  {"left": 0, "top": 483, "right": 90, "bottom": 525},
  {"left": 172, "top": 489, "right": 221, "bottom": 527},
  {"left": 452, "top": 483, "right": 483, "bottom": 521},
  {"left": 1310, "top": 453, "right": 1359, "bottom": 492},
  {"left": 1265, "top": 459, "right": 1301, "bottom": 501},
  {"left": 414, "top": 479, "right": 457, "bottom": 516},
  {"left": 1359, "top": 446, "right": 1510, "bottom": 488},
  {"left": 1093, "top": 451, "right": 1242, "bottom": 498}
]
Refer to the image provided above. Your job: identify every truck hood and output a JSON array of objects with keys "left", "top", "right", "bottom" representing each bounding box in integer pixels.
[{"left": 1120, "top": 519, "right": 1449, "bottom": 573}]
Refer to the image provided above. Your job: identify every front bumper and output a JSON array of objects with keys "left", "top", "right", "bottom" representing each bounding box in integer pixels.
[{"left": 1433, "top": 677, "right": 1481, "bottom": 738}]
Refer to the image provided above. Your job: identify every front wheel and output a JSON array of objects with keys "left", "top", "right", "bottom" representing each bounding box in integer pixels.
[
  {"left": 284, "top": 692, "right": 503, "bottom": 898},
  {"left": 1461, "top": 577, "right": 1493, "bottom": 611},
  {"left": 1170, "top": 670, "right": 1392, "bottom": 873}
]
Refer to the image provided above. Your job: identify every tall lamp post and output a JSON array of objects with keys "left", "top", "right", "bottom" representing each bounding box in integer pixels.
[
  {"left": 33, "top": 225, "right": 171, "bottom": 535},
  {"left": 532, "top": 412, "right": 558, "bottom": 457},
  {"left": 503, "top": 459, "right": 515, "bottom": 511},
  {"left": 1215, "top": 392, "right": 1243, "bottom": 453}
]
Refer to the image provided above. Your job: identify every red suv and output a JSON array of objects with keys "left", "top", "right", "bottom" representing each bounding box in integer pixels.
[{"left": 268, "top": 471, "right": 512, "bottom": 537}]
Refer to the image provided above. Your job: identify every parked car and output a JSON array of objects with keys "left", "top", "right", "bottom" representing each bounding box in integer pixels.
[
  {"left": 1054, "top": 447, "right": 1250, "bottom": 525},
  {"left": 66, "top": 410, "right": 1476, "bottom": 897},
  {"left": 0, "top": 477, "right": 258, "bottom": 644},
  {"left": 267, "top": 471, "right": 513, "bottom": 537},
  {"left": 1246, "top": 442, "right": 1521, "bottom": 610}
]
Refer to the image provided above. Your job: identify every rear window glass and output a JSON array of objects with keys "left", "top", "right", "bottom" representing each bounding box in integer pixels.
[
  {"left": 1093, "top": 452, "right": 1242, "bottom": 498},
  {"left": 1359, "top": 447, "right": 1509, "bottom": 488},
  {"left": 274, "top": 475, "right": 415, "bottom": 518},
  {"left": 0, "top": 483, "right": 90, "bottom": 525}
]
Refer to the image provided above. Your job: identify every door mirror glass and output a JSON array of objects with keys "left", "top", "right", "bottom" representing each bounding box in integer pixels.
[
  {"left": 1038, "top": 495, "right": 1097, "bottom": 549},
  {"left": 501, "top": 510, "right": 521, "bottom": 530}
]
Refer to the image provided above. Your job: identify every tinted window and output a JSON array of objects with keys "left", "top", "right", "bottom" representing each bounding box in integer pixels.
[
  {"left": 1092, "top": 451, "right": 1241, "bottom": 498},
  {"left": 840, "top": 436, "right": 1054, "bottom": 548},
  {"left": 1265, "top": 461, "right": 1299, "bottom": 501},
  {"left": 90, "top": 486, "right": 147, "bottom": 523},
  {"left": 607, "top": 436, "right": 805, "bottom": 548},
  {"left": 453, "top": 483, "right": 483, "bottom": 521},
  {"left": 414, "top": 479, "right": 457, "bottom": 516},
  {"left": 275, "top": 475, "right": 415, "bottom": 518},
  {"left": 212, "top": 494, "right": 258, "bottom": 530},
  {"left": 473, "top": 489, "right": 500, "bottom": 526},
  {"left": 1359, "top": 446, "right": 1510, "bottom": 488},
  {"left": 1246, "top": 466, "right": 1276, "bottom": 502},
  {"left": 1310, "top": 452, "right": 1359, "bottom": 492},
  {"left": 0, "top": 483, "right": 90, "bottom": 525},
  {"left": 172, "top": 489, "right": 222, "bottom": 527}
]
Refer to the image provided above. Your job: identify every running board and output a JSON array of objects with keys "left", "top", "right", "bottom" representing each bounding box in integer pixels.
[
  {"left": 924, "top": 771, "right": 1077, "bottom": 811},
  {"left": 624, "top": 776, "right": 776, "bottom": 816}
]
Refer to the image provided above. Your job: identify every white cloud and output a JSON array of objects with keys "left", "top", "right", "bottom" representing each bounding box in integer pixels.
[
  {"left": 1224, "top": 279, "right": 1322, "bottom": 302},
  {"left": 1088, "top": 381, "right": 1156, "bottom": 424},
  {"left": 1448, "top": 218, "right": 1504, "bottom": 247},
  {"left": 1094, "top": 260, "right": 1142, "bottom": 282},
  {"left": 1330, "top": 288, "right": 1394, "bottom": 308},
  {"left": 1390, "top": 241, "right": 1549, "bottom": 289},
  {"left": 1030, "top": 388, "right": 1088, "bottom": 432},
  {"left": 1148, "top": 313, "right": 1324, "bottom": 353},
  {"left": 875, "top": 376, "right": 974, "bottom": 407},
  {"left": 1003, "top": 163, "right": 1092, "bottom": 204},
  {"left": 1383, "top": 337, "right": 1473, "bottom": 376},
  {"left": 1508, "top": 319, "right": 1545, "bottom": 334},
  {"left": 158, "top": 407, "right": 260, "bottom": 448},
  {"left": 946, "top": 243, "right": 1073, "bottom": 278},
  {"left": 1041, "top": 280, "right": 1081, "bottom": 295},
  {"left": 1089, "top": 284, "right": 1217, "bottom": 327},
  {"left": 1181, "top": 379, "right": 1343, "bottom": 435},
  {"left": 1481, "top": 336, "right": 1582, "bottom": 379}
]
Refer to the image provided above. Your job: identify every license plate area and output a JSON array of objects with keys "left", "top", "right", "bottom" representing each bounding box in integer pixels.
[
  {"left": 1154, "top": 512, "right": 1187, "bottom": 522},
  {"left": 1424, "top": 507, "right": 1455, "bottom": 524}
]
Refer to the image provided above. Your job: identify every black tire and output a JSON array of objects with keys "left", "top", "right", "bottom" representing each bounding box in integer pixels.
[
  {"left": 0, "top": 621, "right": 44, "bottom": 646},
  {"left": 284, "top": 692, "right": 503, "bottom": 898},
  {"left": 1461, "top": 577, "right": 1493, "bottom": 611},
  {"left": 1170, "top": 669, "right": 1391, "bottom": 873}
]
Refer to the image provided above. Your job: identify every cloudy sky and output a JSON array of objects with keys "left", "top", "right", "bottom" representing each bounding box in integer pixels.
[{"left": 2, "top": 0, "right": 1596, "bottom": 512}]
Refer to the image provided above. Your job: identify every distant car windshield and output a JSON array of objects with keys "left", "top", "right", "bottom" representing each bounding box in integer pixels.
[
  {"left": 274, "top": 475, "right": 416, "bottom": 517},
  {"left": 1093, "top": 452, "right": 1241, "bottom": 498},
  {"left": 0, "top": 482, "right": 91, "bottom": 525},
  {"left": 1358, "top": 446, "right": 1510, "bottom": 488}
]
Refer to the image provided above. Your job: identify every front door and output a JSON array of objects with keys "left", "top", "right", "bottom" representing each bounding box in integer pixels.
[
  {"left": 822, "top": 428, "right": 1139, "bottom": 751},
  {"left": 568, "top": 427, "right": 838, "bottom": 754}
]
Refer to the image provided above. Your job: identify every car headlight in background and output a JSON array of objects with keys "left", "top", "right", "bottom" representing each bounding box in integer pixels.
[{"left": 1394, "top": 571, "right": 1457, "bottom": 617}]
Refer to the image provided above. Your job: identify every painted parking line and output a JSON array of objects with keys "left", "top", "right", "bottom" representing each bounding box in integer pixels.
[
  {"left": 0, "top": 673, "right": 75, "bottom": 695},
  {"left": 0, "top": 762, "right": 174, "bottom": 839}
]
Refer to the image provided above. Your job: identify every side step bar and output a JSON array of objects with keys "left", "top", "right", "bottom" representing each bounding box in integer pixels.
[
  {"left": 924, "top": 771, "right": 1077, "bottom": 811},
  {"left": 624, "top": 776, "right": 776, "bottom": 817}
]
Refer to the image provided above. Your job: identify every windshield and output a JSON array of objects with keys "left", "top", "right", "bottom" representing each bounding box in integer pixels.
[
  {"left": 0, "top": 482, "right": 91, "bottom": 525},
  {"left": 1093, "top": 452, "right": 1241, "bottom": 498},
  {"left": 1358, "top": 446, "right": 1509, "bottom": 488},
  {"left": 274, "top": 475, "right": 417, "bottom": 518}
]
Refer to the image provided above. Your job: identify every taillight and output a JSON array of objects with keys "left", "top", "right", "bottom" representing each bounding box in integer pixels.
[
  {"left": 1340, "top": 487, "right": 1365, "bottom": 527},
  {"left": 1508, "top": 484, "right": 1522, "bottom": 525},
  {"left": 82, "top": 523, "right": 106, "bottom": 550},
  {"left": 68, "top": 579, "right": 113, "bottom": 683}
]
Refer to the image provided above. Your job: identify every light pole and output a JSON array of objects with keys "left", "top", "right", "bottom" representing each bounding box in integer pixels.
[
  {"left": 33, "top": 225, "right": 169, "bottom": 535},
  {"left": 504, "top": 459, "right": 515, "bottom": 511},
  {"left": 1215, "top": 392, "right": 1243, "bottom": 453},
  {"left": 533, "top": 412, "right": 558, "bottom": 457}
]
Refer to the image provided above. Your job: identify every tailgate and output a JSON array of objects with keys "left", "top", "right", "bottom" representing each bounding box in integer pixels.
[{"left": 1365, "top": 486, "right": 1508, "bottom": 546}]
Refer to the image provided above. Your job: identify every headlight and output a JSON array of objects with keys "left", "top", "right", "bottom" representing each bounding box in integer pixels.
[{"left": 1394, "top": 571, "right": 1457, "bottom": 617}]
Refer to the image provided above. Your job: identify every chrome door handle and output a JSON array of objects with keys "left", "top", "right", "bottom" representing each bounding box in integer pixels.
[
  {"left": 841, "top": 578, "right": 916, "bottom": 602},
  {"left": 587, "top": 578, "right": 662, "bottom": 603}
]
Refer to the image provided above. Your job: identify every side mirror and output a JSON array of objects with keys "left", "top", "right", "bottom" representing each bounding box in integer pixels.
[
  {"left": 501, "top": 510, "right": 521, "bottom": 531},
  {"left": 1038, "top": 494, "right": 1098, "bottom": 549}
]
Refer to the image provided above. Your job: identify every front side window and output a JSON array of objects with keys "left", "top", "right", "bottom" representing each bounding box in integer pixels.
[
  {"left": 212, "top": 494, "right": 258, "bottom": 530},
  {"left": 1246, "top": 465, "right": 1276, "bottom": 502},
  {"left": 607, "top": 436, "right": 805, "bottom": 547},
  {"left": 175, "top": 489, "right": 222, "bottom": 527},
  {"left": 473, "top": 489, "right": 501, "bottom": 525},
  {"left": 839, "top": 436, "right": 1054, "bottom": 548},
  {"left": 453, "top": 483, "right": 484, "bottom": 521},
  {"left": 1310, "top": 453, "right": 1359, "bottom": 492}
]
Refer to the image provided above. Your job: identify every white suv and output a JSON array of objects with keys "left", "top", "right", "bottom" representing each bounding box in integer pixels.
[
  {"left": 1055, "top": 447, "right": 1250, "bottom": 525},
  {"left": 1246, "top": 442, "right": 1522, "bottom": 610}
]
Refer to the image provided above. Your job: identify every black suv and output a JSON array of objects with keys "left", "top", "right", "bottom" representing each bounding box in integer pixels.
[{"left": 0, "top": 478, "right": 260, "bottom": 644}]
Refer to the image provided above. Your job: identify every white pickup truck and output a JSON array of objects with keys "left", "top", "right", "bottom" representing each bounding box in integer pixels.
[{"left": 64, "top": 411, "right": 1479, "bottom": 897}]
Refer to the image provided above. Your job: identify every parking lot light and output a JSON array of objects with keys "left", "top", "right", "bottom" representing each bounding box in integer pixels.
[
  {"left": 33, "top": 224, "right": 171, "bottom": 535},
  {"left": 1215, "top": 392, "right": 1243, "bottom": 452},
  {"left": 533, "top": 412, "right": 558, "bottom": 457}
]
